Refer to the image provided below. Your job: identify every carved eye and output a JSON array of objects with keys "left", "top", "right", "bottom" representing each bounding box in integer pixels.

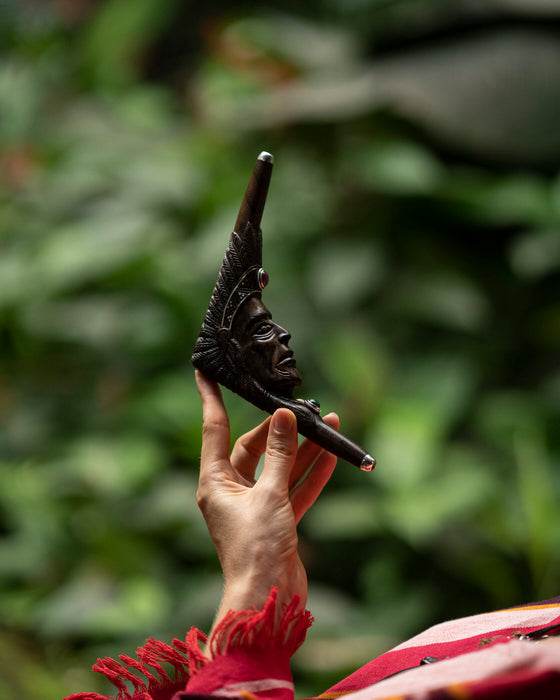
[{"left": 253, "top": 321, "right": 274, "bottom": 337}]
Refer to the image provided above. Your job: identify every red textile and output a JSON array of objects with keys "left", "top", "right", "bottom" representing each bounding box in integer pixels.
[
  {"left": 65, "top": 591, "right": 560, "bottom": 700},
  {"left": 64, "top": 589, "right": 311, "bottom": 700}
]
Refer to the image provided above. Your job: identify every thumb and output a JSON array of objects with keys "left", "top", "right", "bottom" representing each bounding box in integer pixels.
[{"left": 260, "top": 409, "right": 298, "bottom": 491}]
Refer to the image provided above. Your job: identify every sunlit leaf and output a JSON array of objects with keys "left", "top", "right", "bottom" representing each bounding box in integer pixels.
[{"left": 509, "top": 229, "right": 560, "bottom": 279}]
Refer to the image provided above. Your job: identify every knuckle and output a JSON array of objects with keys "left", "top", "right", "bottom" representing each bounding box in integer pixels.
[
  {"left": 267, "top": 440, "right": 296, "bottom": 461},
  {"left": 255, "top": 480, "right": 276, "bottom": 503},
  {"left": 201, "top": 417, "right": 228, "bottom": 439},
  {"left": 235, "top": 435, "right": 261, "bottom": 459},
  {"left": 196, "top": 484, "right": 210, "bottom": 510},
  {"left": 232, "top": 435, "right": 244, "bottom": 453}
]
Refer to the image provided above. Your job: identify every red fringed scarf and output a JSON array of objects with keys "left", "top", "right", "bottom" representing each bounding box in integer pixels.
[
  {"left": 65, "top": 588, "right": 311, "bottom": 700},
  {"left": 64, "top": 631, "right": 205, "bottom": 700},
  {"left": 65, "top": 591, "right": 560, "bottom": 700}
]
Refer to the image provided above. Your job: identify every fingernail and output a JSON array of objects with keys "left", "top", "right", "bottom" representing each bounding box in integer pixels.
[{"left": 272, "top": 409, "right": 294, "bottom": 435}]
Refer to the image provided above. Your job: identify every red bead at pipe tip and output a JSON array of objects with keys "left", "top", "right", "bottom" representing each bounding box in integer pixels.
[{"left": 360, "top": 454, "right": 376, "bottom": 471}]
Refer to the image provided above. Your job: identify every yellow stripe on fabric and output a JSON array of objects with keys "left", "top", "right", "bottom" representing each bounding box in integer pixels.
[
  {"left": 318, "top": 693, "right": 406, "bottom": 700},
  {"left": 237, "top": 692, "right": 259, "bottom": 700},
  {"left": 499, "top": 603, "right": 560, "bottom": 613},
  {"left": 445, "top": 683, "right": 471, "bottom": 699}
]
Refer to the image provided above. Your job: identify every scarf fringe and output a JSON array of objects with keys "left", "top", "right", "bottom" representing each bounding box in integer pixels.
[
  {"left": 208, "top": 587, "right": 313, "bottom": 659},
  {"left": 64, "top": 588, "right": 312, "bottom": 700},
  {"left": 63, "top": 630, "right": 207, "bottom": 700}
]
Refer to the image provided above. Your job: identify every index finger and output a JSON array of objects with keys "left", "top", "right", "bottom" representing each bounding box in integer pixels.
[
  {"left": 230, "top": 415, "right": 271, "bottom": 482},
  {"left": 195, "top": 370, "right": 232, "bottom": 479}
]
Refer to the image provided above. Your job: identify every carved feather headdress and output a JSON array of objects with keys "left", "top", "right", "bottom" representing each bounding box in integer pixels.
[
  {"left": 191, "top": 151, "right": 375, "bottom": 471},
  {"left": 191, "top": 152, "right": 273, "bottom": 392}
]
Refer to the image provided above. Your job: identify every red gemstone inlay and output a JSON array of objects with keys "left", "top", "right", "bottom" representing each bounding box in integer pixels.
[{"left": 258, "top": 269, "right": 269, "bottom": 289}]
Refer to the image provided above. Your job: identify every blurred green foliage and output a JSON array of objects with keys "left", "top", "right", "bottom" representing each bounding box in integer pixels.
[{"left": 1, "top": 1, "right": 560, "bottom": 698}]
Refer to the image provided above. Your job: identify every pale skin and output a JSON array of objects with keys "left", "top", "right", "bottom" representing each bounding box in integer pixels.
[{"left": 195, "top": 370, "right": 339, "bottom": 650}]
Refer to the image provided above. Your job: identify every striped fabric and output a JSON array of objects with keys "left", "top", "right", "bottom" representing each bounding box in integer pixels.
[
  {"left": 320, "top": 599, "right": 560, "bottom": 700},
  {"left": 66, "top": 591, "right": 560, "bottom": 700}
]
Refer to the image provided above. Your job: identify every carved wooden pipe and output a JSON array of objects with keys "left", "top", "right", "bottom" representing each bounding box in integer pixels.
[
  {"left": 192, "top": 151, "right": 375, "bottom": 471},
  {"left": 249, "top": 386, "right": 376, "bottom": 471}
]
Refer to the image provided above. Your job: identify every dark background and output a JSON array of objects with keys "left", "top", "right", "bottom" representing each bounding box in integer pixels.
[{"left": 1, "top": 1, "right": 560, "bottom": 697}]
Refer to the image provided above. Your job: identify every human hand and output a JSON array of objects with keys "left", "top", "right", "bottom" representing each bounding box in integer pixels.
[{"left": 195, "top": 370, "right": 338, "bottom": 627}]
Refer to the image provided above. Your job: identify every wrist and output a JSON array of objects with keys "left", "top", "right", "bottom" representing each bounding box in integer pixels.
[
  {"left": 221, "top": 569, "right": 286, "bottom": 613},
  {"left": 207, "top": 567, "right": 303, "bottom": 652}
]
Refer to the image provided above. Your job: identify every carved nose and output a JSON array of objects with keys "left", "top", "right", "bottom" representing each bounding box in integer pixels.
[{"left": 278, "top": 326, "right": 291, "bottom": 343}]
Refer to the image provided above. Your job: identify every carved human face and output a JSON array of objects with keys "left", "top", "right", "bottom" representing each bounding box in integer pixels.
[{"left": 234, "top": 296, "right": 302, "bottom": 394}]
